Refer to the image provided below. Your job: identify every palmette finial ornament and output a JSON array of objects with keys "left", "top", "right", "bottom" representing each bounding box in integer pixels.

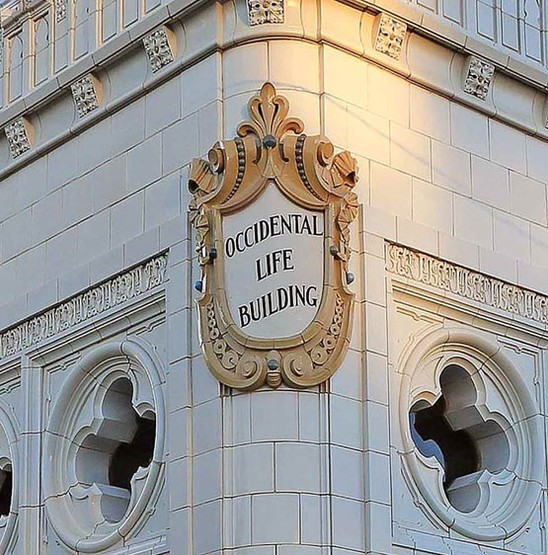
[{"left": 189, "top": 83, "right": 359, "bottom": 391}]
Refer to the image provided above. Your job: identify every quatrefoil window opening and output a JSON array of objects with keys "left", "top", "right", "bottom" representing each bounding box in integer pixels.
[
  {"left": 75, "top": 377, "right": 156, "bottom": 523},
  {"left": 410, "top": 364, "right": 511, "bottom": 513}
]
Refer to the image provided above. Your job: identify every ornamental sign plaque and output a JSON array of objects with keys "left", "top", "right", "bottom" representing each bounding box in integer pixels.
[{"left": 189, "top": 83, "right": 358, "bottom": 390}]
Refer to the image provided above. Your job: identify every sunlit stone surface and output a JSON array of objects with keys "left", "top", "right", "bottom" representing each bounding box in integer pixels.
[{"left": 0, "top": 0, "right": 546, "bottom": 553}]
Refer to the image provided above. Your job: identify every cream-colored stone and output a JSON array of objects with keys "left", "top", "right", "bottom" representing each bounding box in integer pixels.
[
  {"left": 367, "top": 64, "right": 410, "bottom": 126},
  {"left": 510, "top": 172, "right": 547, "bottom": 226},
  {"left": 432, "top": 140, "right": 471, "bottom": 195},
  {"left": 390, "top": 123, "right": 431, "bottom": 180},
  {"left": 453, "top": 195, "right": 494, "bottom": 250},
  {"left": 490, "top": 119, "right": 527, "bottom": 174},
  {"left": 397, "top": 218, "right": 438, "bottom": 255},
  {"left": 269, "top": 40, "right": 320, "bottom": 94},
  {"left": 451, "top": 102, "right": 490, "bottom": 158},
  {"left": 410, "top": 85, "right": 450, "bottom": 144},
  {"left": 471, "top": 156, "right": 510, "bottom": 211},
  {"left": 412, "top": 177, "right": 453, "bottom": 235},
  {"left": 494, "top": 210, "right": 531, "bottom": 261},
  {"left": 323, "top": 45, "right": 367, "bottom": 109},
  {"left": 320, "top": 0, "right": 364, "bottom": 55},
  {"left": 370, "top": 162, "right": 412, "bottom": 219}
]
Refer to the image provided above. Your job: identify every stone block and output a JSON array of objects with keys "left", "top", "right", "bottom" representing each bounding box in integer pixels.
[
  {"left": 493, "top": 210, "right": 530, "bottom": 262},
  {"left": 453, "top": 195, "right": 493, "bottom": 250},
  {"left": 432, "top": 140, "right": 471, "bottom": 195},
  {"left": 145, "top": 78, "right": 182, "bottom": 138},
  {"left": 410, "top": 85, "right": 450, "bottom": 143},
  {"left": 181, "top": 53, "right": 222, "bottom": 116},
  {"left": 370, "top": 162, "right": 412, "bottom": 219},
  {"left": 251, "top": 391, "right": 298, "bottom": 442},
  {"left": 332, "top": 496, "right": 366, "bottom": 551},
  {"left": 144, "top": 172, "right": 181, "bottom": 231},
  {"left": 323, "top": 46, "right": 367, "bottom": 109},
  {"left": 368, "top": 64, "right": 410, "bottom": 126},
  {"left": 192, "top": 399, "right": 222, "bottom": 455},
  {"left": 330, "top": 395, "right": 363, "bottom": 450},
  {"left": 412, "top": 178, "right": 453, "bottom": 235},
  {"left": 193, "top": 449, "right": 222, "bottom": 505},
  {"left": 275, "top": 442, "right": 321, "bottom": 493},
  {"left": 269, "top": 40, "right": 321, "bottom": 94},
  {"left": 232, "top": 443, "right": 274, "bottom": 496},
  {"left": 110, "top": 192, "right": 144, "bottom": 248},
  {"left": 450, "top": 103, "right": 489, "bottom": 159},
  {"left": 510, "top": 171, "right": 547, "bottom": 225},
  {"left": 193, "top": 500, "right": 222, "bottom": 554},
  {"left": 489, "top": 119, "right": 527, "bottom": 174},
  {"left": 76, "top": 209, "right": 110, "bottom": 266},
  {"left": 471, "top": 156, "right": 510, "bottom": 211},
  {"left": 252, "top": 493, "right": 300, "bottom": 544},
  {"left": 223, "top": 42, "right": 269, "bottom": 99},
  {"left": 390, "top": 123, "right": 431, "bottom": 181},
  {"left": 331, "top": 445, "right": 364, "bottom": 501}
]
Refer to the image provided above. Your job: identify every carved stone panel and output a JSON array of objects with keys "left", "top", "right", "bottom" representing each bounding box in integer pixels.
[
  {"left": 374, "top": 12, "right": 407, "bottom": 60},
  {"left": 189, "top": 83, "right": 359, "bottom": 391},
  {"left": 247, "top": 0, "right": 285, "bottom": 25},
  {"left": 463, "top": 56, "right": 495, "bottom": 100},
  {"left": 4, "top": 117, "right": 32, "bottom": 159},
  {"left": 71, "top": 74, "right": 101, "bottom": 118},
  {"left": 142, "top": 27, "right": 175, "bottom": 73}
]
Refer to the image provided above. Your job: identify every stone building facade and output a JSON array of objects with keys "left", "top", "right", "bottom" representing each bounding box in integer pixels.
[{"left": 0, "top": 0, "right": 547, "bottom": 554}]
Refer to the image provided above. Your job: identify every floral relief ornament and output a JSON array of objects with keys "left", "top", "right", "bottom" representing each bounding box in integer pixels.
[
  {"left": 247, "top": 0, "right": 285, "bottom": 25},
  {"left": 5, "top": 118, "right": 31, "bottom": 159},
  {"left": 143, "top": 27, "right": 175, "bottom": 73},
  {"left": 189, "top": 83, "right": 359, "bottom": 391},
  {"left": 463, "top": 56, "right": 495, "bottom": 100},
  {"left": 55, "top": 0, "right": 67, "bottom": 22},
  {"left": 71, "top": 75, "right": 100, "bottom": 118},
  {"left": 374, "top": 13, "right": 407, "bottom": 59}
]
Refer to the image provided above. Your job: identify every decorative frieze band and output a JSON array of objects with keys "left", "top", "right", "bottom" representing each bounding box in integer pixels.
[
  {"left": 387, "top": 243, "right": 548, "bottom": 325},
  {"left": 0, "top": 254, "right": 168, "bottom": 360}
]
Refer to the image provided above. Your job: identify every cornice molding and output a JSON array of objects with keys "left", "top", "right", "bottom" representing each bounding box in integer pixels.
[
  {"left": 387, "top": 243, "right": 548, "bottom": 327},
  {"left": 0, "top": 254, "right": 168, "bottom": 362}
]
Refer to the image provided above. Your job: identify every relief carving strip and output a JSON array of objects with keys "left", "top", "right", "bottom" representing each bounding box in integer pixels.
[
  {"left": 0, "top": 255, "right": 168, "bottom": 360},
  {"left": 387, "top": 243, "right": 548, "bottom": 324}
]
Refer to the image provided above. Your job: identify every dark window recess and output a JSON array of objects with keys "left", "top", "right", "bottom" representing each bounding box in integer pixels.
[
  {"left": 109, "top": 414, "right": 156, "bottom": 491},
  {"left": 409, "top": 365, "right": 510, "bottom": 513},
  {"left": 0, "top": 466, "right": 12, "bottom": 517}
]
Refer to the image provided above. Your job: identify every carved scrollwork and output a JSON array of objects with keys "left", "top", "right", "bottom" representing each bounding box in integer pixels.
[{"left": 189, "top": 83, "right": 358, "bottom": 391}]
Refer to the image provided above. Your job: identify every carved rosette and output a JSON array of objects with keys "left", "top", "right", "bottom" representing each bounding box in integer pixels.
[
  {"left": 374, "top": 13, "right": 407, "bottom": 60},
  {"left": 463, "top": 56, "right": 495, "bottom": 100},
  {"left": 71, "top": 74, "right": 101, "bottom": 118},
  {"left": 4, "top": 117, "right": 31, "bottom": 159},
  {"left": 189, "top": 83, "right": 359, "bottom": 391},
  {"left": 142, "top": 27, "right": 175, "bottom": 73}
]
